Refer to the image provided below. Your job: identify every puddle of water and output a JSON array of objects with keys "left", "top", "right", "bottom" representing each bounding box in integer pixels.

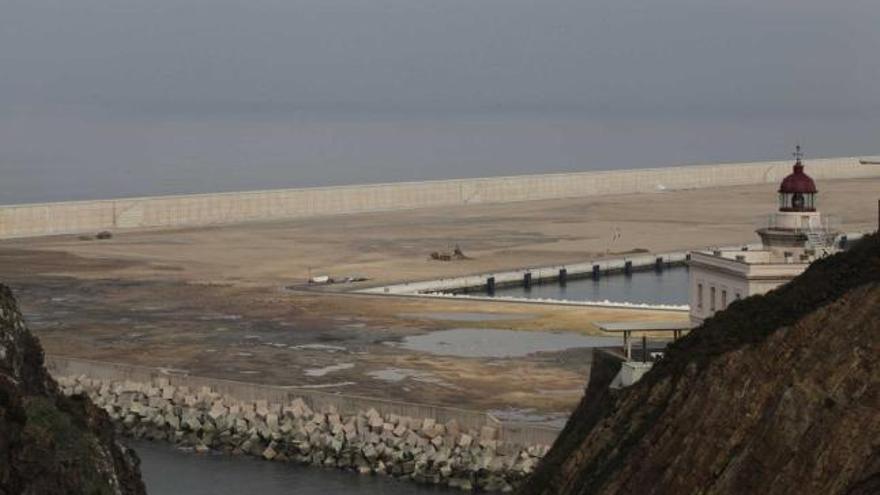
[
  {"left": 291, "top": 344, "right": 347, "bottom": 352},
  {"left": 263, "top": 342, "right": 288, "bottom": 348},
  {"left": 488, "top": 407, "right": 569, "bottom": 428},
  {"left": 395, "top": 328, "right": 620, "bottom": 358},
  {"left": 398, "top": 312, "right": 534, "bottom": 322},
  {"left": 304, "top": 363, "right": 355, "bottom": 377},
  {"left": 197, "top": 314, "right": 242, "bottom": 321},
  {"left": 367, "top": 368, "right": 413, "bottom": 382},
  {"left": 366, "top": 368, "right": 457, "bottom": 388},
  {"left": 156, "top": 367, "right": 188, "bottom": 375},
  {"left": 298, "top": 382, "right": 357, "bottom": 389}
]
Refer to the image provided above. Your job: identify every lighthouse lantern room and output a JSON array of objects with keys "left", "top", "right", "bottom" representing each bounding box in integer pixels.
[{"left": 778, "top": 145, "right": 817, "bottom": 212}]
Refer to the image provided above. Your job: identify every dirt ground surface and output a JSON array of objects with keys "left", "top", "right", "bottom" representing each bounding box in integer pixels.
[{"left": 1, "top": 178, "right": 877, "bottom": 424}]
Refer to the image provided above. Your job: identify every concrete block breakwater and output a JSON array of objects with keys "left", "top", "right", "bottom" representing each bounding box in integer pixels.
[
  {"left": 3, "top": 156, "right": 879, "bottom": 239},
  {"left": 57, "top": 374, "right": 545, "bottom": 492},
  {"left": 48, "top": 357, "right": 558, "bottom": 492},
  {"left": 46, "top": 356, "right": 560, "bottom": 446}
]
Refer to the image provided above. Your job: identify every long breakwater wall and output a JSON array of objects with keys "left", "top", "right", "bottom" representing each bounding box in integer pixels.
[
  {"left": 3, "top": 156, "right": 879, "bottom": 239},
  {"left": 47, "top": 356, "right": 558, "bottom": 492}
]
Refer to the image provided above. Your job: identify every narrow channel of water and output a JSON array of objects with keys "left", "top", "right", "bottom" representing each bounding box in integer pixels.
[
  {"left": 131, "top": 440, "right": 446, "bottom": 495},
  {"left": 488, "top": 266, "right": 689, "bottom": 305}
]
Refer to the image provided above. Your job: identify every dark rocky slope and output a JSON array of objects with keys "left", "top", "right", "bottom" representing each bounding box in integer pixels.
[
  {"left": 0, "top": 284, "right": 146, "bottom": 495},
  {"left": 520, "top": 233, "right": 880, "bottom": 495}
]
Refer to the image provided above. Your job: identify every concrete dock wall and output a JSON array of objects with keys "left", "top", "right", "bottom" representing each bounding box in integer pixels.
[
  {"left": 359, "top": 232, "right": 866, "bottom": 309},
  {"left": 358, "top": 249, "right": 696, "bottom": 311},
  {"left": 3, "top": 156, "right": 879, "bottom": 239},
  {"left": 362, "top": 249, "right": 694, "bottom": 296}
]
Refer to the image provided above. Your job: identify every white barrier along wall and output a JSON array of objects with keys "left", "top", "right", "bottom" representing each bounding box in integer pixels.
[{"left": 2, "top": 156, "right": 879, "bottom": 239}]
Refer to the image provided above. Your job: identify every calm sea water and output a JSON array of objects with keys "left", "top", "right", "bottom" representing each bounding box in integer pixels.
[
  {"left": 132, "top": 441, "right": 445, "bottom": 495},
  {"left": 2, "top": 1, "right": 879, "bottom": 204},
  {"left": 489, "top": 266, "right": 689, "bottom": 305}
]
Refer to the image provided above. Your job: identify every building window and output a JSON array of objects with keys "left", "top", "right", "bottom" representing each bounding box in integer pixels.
[
  {"left": 710, "top": 287, "right": 716, "bottom": 312},
  {"left": 735, "top": 292, "right": 742, "bottom": 301},
  {"left": 697, "top": 283, "right": 703, "bottom": 310},
  {"left": 721, "top": 290, "right": 727, "bottom": 309}
]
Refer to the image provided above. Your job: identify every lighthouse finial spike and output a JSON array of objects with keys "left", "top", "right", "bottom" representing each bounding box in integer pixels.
[{"left": 793, "top": 144, "right": 804, "bottom": 163}]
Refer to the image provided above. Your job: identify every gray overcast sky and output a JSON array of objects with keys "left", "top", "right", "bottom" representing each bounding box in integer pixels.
[{"left": 1, "top": 0, "right": 879, "bottom": 202}]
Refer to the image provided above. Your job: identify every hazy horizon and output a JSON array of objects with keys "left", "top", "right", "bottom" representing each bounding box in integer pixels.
[{"left": 2, "top": 0, "right": 878, "bottom": 203}]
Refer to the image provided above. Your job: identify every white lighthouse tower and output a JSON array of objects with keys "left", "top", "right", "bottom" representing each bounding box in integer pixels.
[{"left": 687, "top": 147, "right": 841, "bottom": 326}]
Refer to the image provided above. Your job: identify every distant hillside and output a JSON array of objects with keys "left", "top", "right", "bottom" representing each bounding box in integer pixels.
[
  {"left": 519, "top": 233, "right": 880, "bottom": 495},
  {"left": 0, "top": 284, "right": 145, "bottom": 495}
]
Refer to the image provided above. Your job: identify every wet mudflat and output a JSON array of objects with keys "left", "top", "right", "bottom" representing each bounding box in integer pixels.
[{"left": 5, "top": 270, "right": 600, "bottom": 415}]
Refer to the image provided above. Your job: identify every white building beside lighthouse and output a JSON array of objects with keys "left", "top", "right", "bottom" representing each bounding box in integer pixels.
[{"left": 688, "top": 148, "right": 840, "bottom": 326}]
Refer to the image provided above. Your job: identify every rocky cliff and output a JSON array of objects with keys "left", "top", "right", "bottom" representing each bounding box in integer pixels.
[
  {"left": 520, "top": 233, "right": 880, "bottom": 495},
  {"left": 0, "top": 284, "right": 146, "bottom": 495}
]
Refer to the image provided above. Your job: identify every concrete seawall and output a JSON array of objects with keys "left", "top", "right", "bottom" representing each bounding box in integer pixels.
[{"left": 3, "top": 156, "right": 879, "bottom": 239}]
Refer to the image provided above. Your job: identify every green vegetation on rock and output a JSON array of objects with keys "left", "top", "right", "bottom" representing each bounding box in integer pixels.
[{"left": 0, "top": 284, "right": 146, "bottom": 495}]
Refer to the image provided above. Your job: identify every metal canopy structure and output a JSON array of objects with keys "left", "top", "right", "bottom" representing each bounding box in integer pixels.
[{"left": 594, "top": 320, "right": 693, "bottom": 360}]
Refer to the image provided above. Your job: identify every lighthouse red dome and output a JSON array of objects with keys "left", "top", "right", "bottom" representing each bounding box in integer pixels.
[{"left": 778, "top": 162, "right": 817, "bottom": 194}]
